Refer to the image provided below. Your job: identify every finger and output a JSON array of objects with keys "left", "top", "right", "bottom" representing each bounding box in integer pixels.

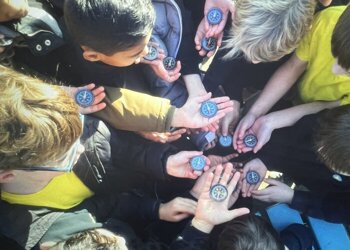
[
  {"left": 227, "top": 208, "right": 250, "bottom": 220},
  {"left": 223, "top": 153, "right": 237, "bottom": 162},
  {"left": 207, "top": 110, "right": 228, "bottom": 125},
  {"left": 241, "top": 147, "right": 254, "bottom": 154},
  {"left": 220, "top": 164, "right": 233, "bottom": 186},
  {"left": 196, "top": 92, "right": 213, "bottom": 103},
  {"left": 80, "top": 83, "right": 96, "bottom": 91},
  {"left": 212, "top": 164, "right": 224, "bottom": 184},
  {"left": 216, "top": 32, "right": 224, "bottom": 48},
  {"left": 173, "top": 213, "right": 191, "bottom": 222},
  {"left": 166, "top": 134, "right": 182, "bottom": 142},
  {"left": 80, "top": 102, "right": 106, "bottom": 114},
  {"left": 170, "top": 128, "right": 187, "bottom": 135},
  {"left": 92, "top": 92, "right": 106, "bottom": 105},
  {"left": 221, "top": 121, "right": 229, "bottom": 136},
  {"left": 251, "top": 188, "right": 271, "bottom": 196},
  {"left": 203, "top": 172, "right": 215, "bottom": 193},
  {"left": 263, "top": 178, "right": 283, "bottom": 186},
  {"left": 227, "top": 171, "right": 241, "bottom": 194}
]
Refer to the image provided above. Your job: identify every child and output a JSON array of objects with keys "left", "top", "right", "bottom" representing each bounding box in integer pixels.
[
  {"left": 218, "top": 214, "right": 315, "bottom": 250},
  {"left": 62, "top": 0, "right": 225, "bottom": 150},
  {"left": 249, "top": 105, "right": 350, "bottom": 224},
  {"left": 200, "top": 0, "right": 317, "bottom": 136},
  {"left": 234, "top": 4, "right": 350, "bottom": 153}
]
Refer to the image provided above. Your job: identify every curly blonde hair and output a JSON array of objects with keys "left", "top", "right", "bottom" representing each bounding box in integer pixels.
[
  {"left": 224, "top": 0, "right": 316, "bottom": 62},
  {"left": 0, "top": 66, "right": 82, "bottom": 170}
]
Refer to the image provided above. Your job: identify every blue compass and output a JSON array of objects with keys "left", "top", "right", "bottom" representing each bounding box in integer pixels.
[
  {"left": 243, "top": 134, "right": 258, "bottom": 148},
  {"left": 219, "top": 135, "right": 233, "bottom": 147},
  {"left": 200, "top": 101, "right": 218, "bottom": 118},
  {"left": 75, "top": 89, "right": 95, "bottom": 108},
  {"left": 144, "top": 45, "right": 158, "bottom": 61},
  {"left": 163, "top": 56, "right": 176, "bottom": 70},
  {"left": 190, "top": 155, "right": 206, "bottom": 171},
  {"left": 207, "top": 8, "right": 223, "bottom": 25},
  {"left": 201, "top": 37, "right": 217, "bottom": 51},
  {"left": 210, "top": 184, "right": 228, "bottom": 202},
  {"left": 246, "top": 170, "right": 260, "bottom": 185}
]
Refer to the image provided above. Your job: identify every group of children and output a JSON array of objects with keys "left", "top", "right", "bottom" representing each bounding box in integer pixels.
[{"left": 1, "top": 0, "right": 350, "bottom": 249}]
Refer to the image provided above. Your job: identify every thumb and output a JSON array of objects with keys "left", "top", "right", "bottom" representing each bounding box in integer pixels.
[
  {"left": 196, "top": 92, "right": 212, "bottom": 103},
  {"left": 263, "top": 178, "right": 282, "bottom": 186},
  {"left": 221, "top": 120, "right": 229, "bottom": 136},
  {"left": 227, "top": 208, "right": 250, "bottom": 221},
  {"left": 173, "top": 213, "right": 191, "bottom": 222}
]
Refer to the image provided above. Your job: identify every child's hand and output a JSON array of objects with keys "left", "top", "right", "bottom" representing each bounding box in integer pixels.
[
  {"left": 233, "top": 112, "right": 258, "bottom": 152},
  {"left": 194, "top": 18, "right": 221, "bottom": 57},
  {"left": 220, "top": 100, "right": 240, "bottom": 136},
  {"left": 241, "top": 158, "right": 267, "bottom": 198},
  {"left": 137, "top": 128, "right": 186, "bottom": 143},
  {"left": 141, "top": 45, "right": 181, "bottom": 83},
  {"left": 159, "top": 197, "right": 197, "bottom": 222},
  {"left": 252, "top": 178, "right": 294, "bottom": 204},
  {"left": 166, "top": 151, "right": 210, "bottom": 179},
  {"left": 235, "top": 115, "right": 273, "bottom": 154},
  {"left": 173, "top": 92, "right": 234, "bottom": 132},
  {"left": 192, "top": 167, "right": 250, "bottom": 233},
  {"left": 204, "top": 0, "right": 235, "bottom": 37},
  {"left": 62, "top": 83, "right": 106, "bottom": 114}
]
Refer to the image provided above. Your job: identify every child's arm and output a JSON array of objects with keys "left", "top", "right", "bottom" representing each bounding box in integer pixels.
[
  {"left": 182, "top": 74, "right": 207, "bottom": 97},
  {"left": 234, "top": 53, "right": 307, "bottom": 149},
  {"left": 237, "top": 100, "right": 340, "bottom": 153}
]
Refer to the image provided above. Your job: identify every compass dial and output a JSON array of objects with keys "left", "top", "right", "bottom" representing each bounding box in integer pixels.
[
  {"left": 190, "top": 155, "right": 206, "bottom": 171},
  {"left": 163, "top": 57, "right": 176, "bottom": 70},
  {"left": 207, "top": 8, "right": 223, "bottom": 25},
  {"left": 246, "top": 170, "right": 260, "bottom": 185},
  {"left": 210, "top": 184, "right": 228, "bottom": 202},
  {"left": 200, "top": 101, "right": 218, "bottom": 118},
  {"left": 75, "top": 89, "right": 95, "bottom": 108},
  {"left": 243, "top": 134, "right": 258, "bottom": 148}
]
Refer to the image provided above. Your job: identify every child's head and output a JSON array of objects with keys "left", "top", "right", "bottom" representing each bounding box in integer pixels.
[
  {"left": 218, "top": 214, "right": 284, "bottom": 250},
  {"left": 64, "top": 0, "right": 155, "bottom": 67},
  {"left": 331, "top": 4, "right": 350, "bottom": 76},
  {"left": 0, "top": 66, "right": 82, "bottom": 171},
  {"left": 224, "top": 0, "right": 316, "bottom": 63},
  {"left": 41, "top": 228, "right": 127, "bottom": 250},
  {"left": 315, "top": 105, "right": 350, "bottom": 176}
]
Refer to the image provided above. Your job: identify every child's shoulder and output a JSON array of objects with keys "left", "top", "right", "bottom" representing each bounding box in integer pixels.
[
  {"left": 310, "top": 6, "right": 346, "bottom": 33},
  {"left": 315, "top": 5, "right": 347, "bottom": 22}
]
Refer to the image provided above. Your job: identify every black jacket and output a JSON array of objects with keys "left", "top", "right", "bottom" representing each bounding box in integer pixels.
[{"left": 257, "top": 112, "right": 350, "bottom": 223}]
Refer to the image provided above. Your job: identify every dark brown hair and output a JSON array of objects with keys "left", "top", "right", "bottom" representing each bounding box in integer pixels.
[
  {"left": 218, "top": 214, "right": 284, "bottom": 250},
  {"left": 331, "top": 4, "right": 350, "bottom": 71},
  {"left": 315, "top": 105, "right": 350, "bottom": 175}
]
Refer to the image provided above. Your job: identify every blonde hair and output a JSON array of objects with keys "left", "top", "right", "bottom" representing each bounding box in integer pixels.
[
  {"left": 0, "top": 66, "right": 82, "bottom": 170},
  {"left": 49, "top": 229, "right": 123, "bottom": 250},
  {"left": 223, "top": 0, "right": 316, "bottom": 62}
]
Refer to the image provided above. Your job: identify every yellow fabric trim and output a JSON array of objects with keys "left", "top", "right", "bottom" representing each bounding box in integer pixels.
[{"left": 1, "top": 172, "right": 93, "bottom": 209}]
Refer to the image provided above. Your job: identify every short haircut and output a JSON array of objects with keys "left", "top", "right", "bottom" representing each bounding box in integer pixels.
[
  {"left": 218, "top": 214, "right": 284, "bottom": 250},
  {"left": 0, "top": 65, "right": 82, "bottom": 170},
  {"left": 315, "top": 105, "right": 350, "bottom": 175},
  {"left": 331, "top": 4, "right": 350, "bottom": 71},
  {"left": 64, "top": 0, "right": 155, "bottom": 55},
  {"left": 48, "top": 229, "right": 123, "bottom": 250},
  {"left": 224, "top": 0, "right": 316, "bottom": 62}
]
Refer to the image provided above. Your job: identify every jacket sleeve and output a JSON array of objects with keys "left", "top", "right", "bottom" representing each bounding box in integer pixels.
[
  {"left": 93, "top": 87, "right": 176, "bottom": 132},
  {"left": 109, "top": 129, "right": 179, "bottom": 181},
  {"left": 176, "top": 0, "right": 202, "bottom": 76},
  {"left": 170, "top": 222, "right": 210, "bottom": 250},
  {"left": 290, "top": 190, "right": 350, "bottom": 224}
]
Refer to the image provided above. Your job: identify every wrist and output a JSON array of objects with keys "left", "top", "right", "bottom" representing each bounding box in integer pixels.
[
  {"left": 165, "top": 155, "right": 175, "bottom": 177},
  {"left": 172, "top": 108, "right": 184, "bottom": 128},
  {"left": 191, "top": 217, "right": 214, "bottom": 234},
  {"left": 159, "top": 203, "right": 166, "bottom": 221}
]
